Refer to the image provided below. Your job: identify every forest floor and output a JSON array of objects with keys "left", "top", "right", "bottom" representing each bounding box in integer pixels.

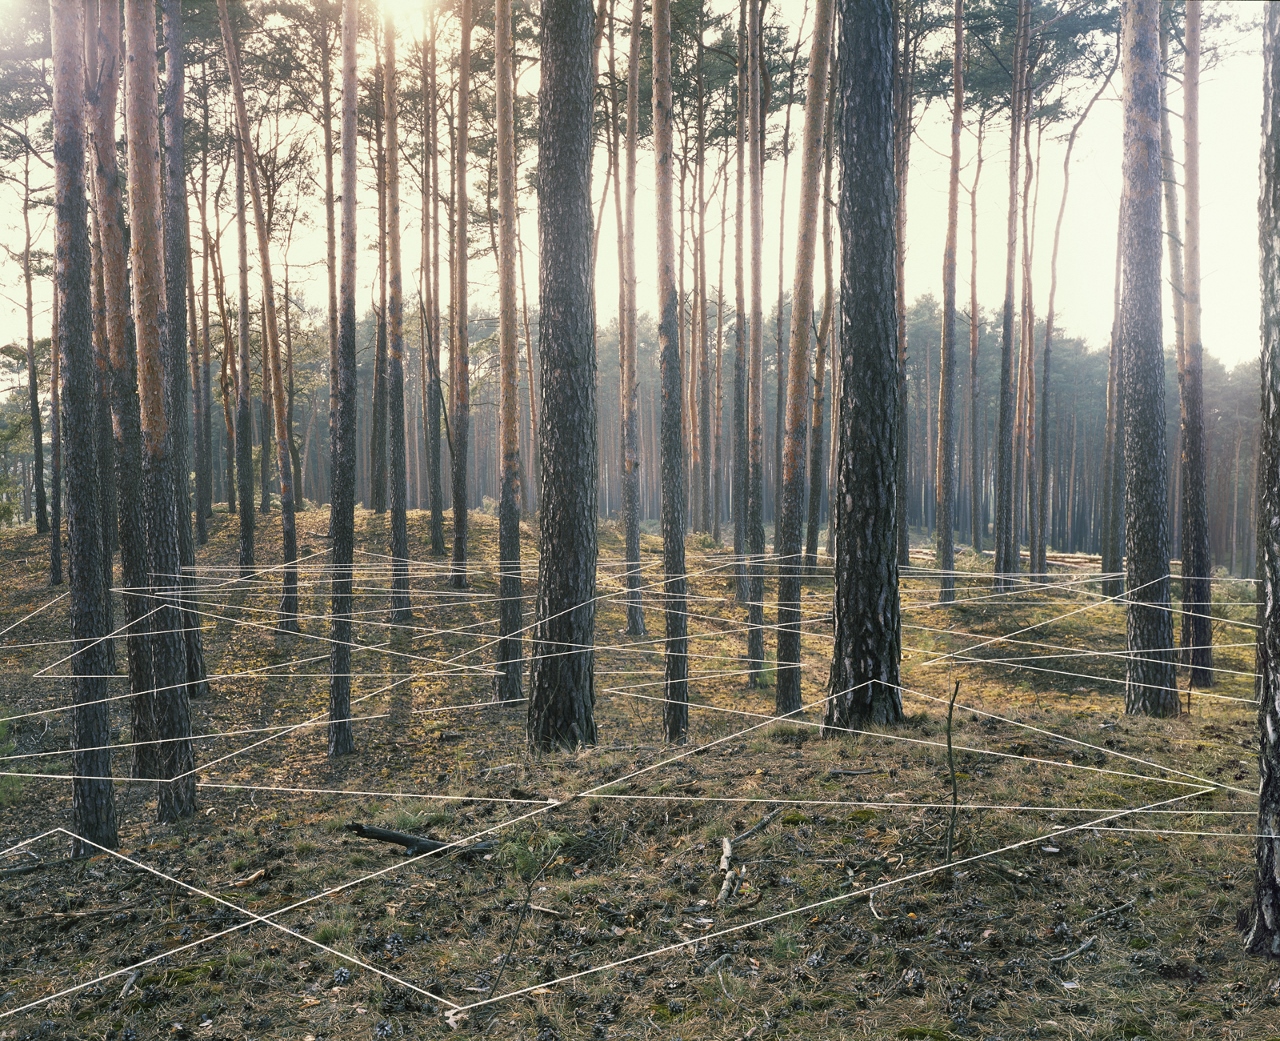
[{"left": 0, "top": 506, "right": 1275, "bottom": 1041}]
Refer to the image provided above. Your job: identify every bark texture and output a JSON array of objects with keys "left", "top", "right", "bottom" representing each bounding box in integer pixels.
[
  {"left": 328, "top": 0, "right": 358, "bottom": 758},
  {"left": 527, "top": 0, "right": 598, "bottom": 752},
  {"left": 52, "top": 0, "right": 118, "bottom": 855},
  {"left": 1180, "top": 0, "right": 1213, "bottom": 688},
  {"left": 1119, "top": 0, "right": 1178, "bottom": 718},
  {"left": 384, "top": 11, "right": 410, "bottom": 623},
  {"left": 1246, "top": 0, "right": 1280, "bottom": 958},
  {"left": 934, "top": 0, "right": 962, "bottom": 602},
  {"left": 775, "top": 0, "right": 833, "bottom": 715},
  {"left": 823, "top": 0, "right": 903, "bottom": 734},
  {"left": 653, "top": 0, "right": 688, "bottom": 742},
  {"left": 450, "top": 0, "right": 474, "bottom": 588},
  {"left": 124, "top": 0, "right": 195, "bottom": 821},
  {"left": 494, "top": 0, "right": 524, "bottom": 701}
]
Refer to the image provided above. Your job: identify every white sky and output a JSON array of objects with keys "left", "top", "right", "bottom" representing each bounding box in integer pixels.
[{"left": 0, "top": 0, "right": 1266, "bottom": 392}]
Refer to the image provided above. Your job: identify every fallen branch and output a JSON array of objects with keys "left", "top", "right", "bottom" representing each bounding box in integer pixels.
[
  {"left": 1048, "top": 935, "right": 1096, "bottom": 963},
  {"left": 719, "top": 837, "right": 733, "bottom": 873},
  {"left": 827, "top": 768, "right": 879, "bottom": 778},
  {"left": 344, "top": 822, "right": 496, "bottom": 858},
  {"left": 733, "top": 808, "right": 782, "bottom": 844},
  {"left": 1081, "top": 897, "right": 1136, "bottom": 926}
]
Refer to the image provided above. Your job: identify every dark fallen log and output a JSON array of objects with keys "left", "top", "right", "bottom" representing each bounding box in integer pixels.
[{"left": 344, "top": 823, "right": 497, "bottom": 858}]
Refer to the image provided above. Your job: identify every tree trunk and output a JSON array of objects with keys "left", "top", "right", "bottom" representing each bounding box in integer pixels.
[
  {"left": 775, "top": 0, "right": 834, "bottom": 715},
  {"left": 804, "top": 76, "right": 836, "bottom": 574},
  {"left": 382, "top": 9, "right": 411, "bottom": 624},
  {"left": 618, "top": 0, "right": 646, "bottom": 636},
  {"left": 234, "top": 122, "right": 255, "bottom": 574},
  {"left": 995, "top": 0, "right": 1027, "bottom": 583},
  {"left": 494, "top": 0, "right": 524, "bottom": 700},
  {"left": 1247, "top": 0, "right": 1280, "bottom": 957},
  {"left": 969, "top": 119, "right": 985, "bottom": 554},
  {"left": 125, "top": 0, "right": 195, "bottom": 822},
  {"left": 733, "top": 0, "right": 748, "bottom": 603},
  {"left": 370, "top": 48, "right": 389, "bottom": 517},
  {"left": 451, "top": 0, "right": 474, "bottom": 587},
  {"left": 1180, "top": 0, "right": 1213, "bottom": 688},
  {"left": 219, "top": 0, "right": 300, "bottom": 630},
  {"left": 163, "top": 0, "right": 208, "bottom": 703},
  {"left": 823, "top": 0, "right": 903, "bottom": 733},
  {"left": 328, "top": 0, "right": 359, "bottom": 758},
  {"left": 1120, "top": 0, "right": 1178, "bottom": 717},
  {"left": 21, "top": 151, "right": 48, "bottom": 536},
  {"left": 650, "top": 0, "right": 688, "bottom": 742},
  {"left": 935, "top": 0, "right": 963, "bottom": 601},
  {"left": 424, "top": 16, "right": 447, "bottom": 556},
  {"left": 745, "top": 0, "right": 766, "bottom": 685},
  {"left": 1101, "top": 204, "right": 1125, "bottom": 594},
  {"left": 51, "top": 0, "right": 118, "bottom": 855},
  {"left": 49, "top": 287, "right": 61, "bottom": 587},
  {"left": 527, "top": 0, "right": 598, "bottom": 752},
  {"left": 87, "top": 0, "right": 154, "bottom": 776}
]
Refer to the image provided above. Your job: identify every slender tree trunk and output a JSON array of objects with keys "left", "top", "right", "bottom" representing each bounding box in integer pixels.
[
  {"left": 733, "top": 0, "right": 748, "bottom": 603},
  {"left": 616, "top": 0, "right": 647, "bottom": 636},
  {"left": 824, "top": 0, "right": 902, "bottom": 733},
  {"left": 321, "top": 13, "right": 338, "bottom": 522},
  {"left": 775, "top": 0, "right": 833, "bottom": 715},
  {"left": 370, "top": 50, "right": 389, "bottom": 517},
  {"left": 651, "top": 0, "right": 688, "bottom": 741},
  {"left": 425, "top": 16, "right": 447, "bottom": 555},
  {"left": 804, "top": 77, "right": 836, "bottom": 573},
  {"left": 451, "top": 0, "right": 474, "bottom": 587},
  {"left": 527, "top": 0, "right": 598, "bottom": 752},
  {"left": 163, "top": 0, "right": 208, "bottom": 702},
  {"left": 234, "top": 124, "right": 255, "bottom": 573},
  {"left": 20, "top": 152, "right": 48, "bottom": 536},
  {"left": 384, "top": 9, "right": 410, "bottom": 622},
  {"left": 494, "top": 0, "right": 524, "bottom": 699},
  {"left": 1181, "top": 0, "right": 1213, "bottom": 687},
  {"left": 49, "top": 288, "right": 61, "bottom": 586},
  {"left": 892, "top": 3, "right": 914, "bottom": 568},
  {"left": 219, "top": 0, "right": 300, "bottom": 629},
  {"left": 995, "top": 0, "right": 1027, "bottom": 583},
  {"left": 935, "top": 0, "right": 963, "bottom": 601},
  {"left": 1120, "top": 0, "right": 1177, "bottom": 717},
  {"left": 1101, "top": 206, "right": 1125, "bottom": 594},
  {"left": 51, "top": 0, "right": 118, "bottom": 854},
  {"left": 969, "top": 119, "right": 985, "bottom": 554},
  {"left": 745, "top": 0, "right": 766, "bottom": 684},
  {"left": 87, "top": 0, "right": 154, "bottom": 775},
  {"left": 328, "top": 0, "right": 359, "bottom": 758},
  {"left": 125, "top": 0, "right": 196, "bottom": 821}
]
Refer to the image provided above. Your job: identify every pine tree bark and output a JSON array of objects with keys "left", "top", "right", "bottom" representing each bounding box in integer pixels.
[
  {"left": 804, "top": 81, "right": 836, "bottom": 574},
  {"left": 1180, "top": 0, "right": 1213, "bottom": 688},
  {"left": 745, "top": 0, "right": 766, "bottom": 684},
  {"left": 935, "top": 0, "right": 963, "bottom": 601},
  {"left": 425, "top": 16, "right": 447, "bottom": 556},
  {"left": 1246, "top": 0, "right": 1280, "bottom": 958},
  {"left": 234, "top": 124, "right": 255, "bottom": 574},
  {"left": 51, "top": 0, "right": 117, "bottom": 853},
  {"left": 49, "top": 288, "right": 61, "bottom": 587},
  {"left": 823, "top": 0, "right": 903, "bottom": 734},
  {"left": 20, "top": 151, "right": 48, "bottom": 536},
  {"left": 527, "top": 0, "right": 599, "bottom": 752},
  {"left": 775, "top": 0, "right": 834, "bottom": 715},
  {"left": 219, "top": 0, "right": 300, "bottom": 629},
  {"left": 328, "top": 0, "right": 359, "bottom": 758},
  {"left": 619, "top": 0, "right": 647, "bottom": 636},
  {"left": 370, "top": 53, "right": 389, "bottom": 517},
  {"left": 384, "top": 10, "right": 410, "bottom": 623},
  {"left": 494, "top": 0, "right": 524, "bottom": 700},
  {"left": 969, "top": 120, "right": 985, "bottom": 554},
  {"left": 651, "top": 0, "right": 688, "bottom": 742},
  {"left": 163, "top": 0, "right": 208, "bottom": 702},
  {"left": 733, "top": 0, "right": 748, "bottom": 603},
  {"left": 1120, "top": 0, "right": 1178, "bottom": 718},
  {"left": 451, "top": 0, "right": 474, "bottom": 588},
  {"left": 87, "top": 0, "right": 156, "bottom": 778},
  {"left": 995, "top": 0, "right": 1027, "bottom": 583},
  {"left": 125, "top": 0, "right": 195, "bottom": 821}
]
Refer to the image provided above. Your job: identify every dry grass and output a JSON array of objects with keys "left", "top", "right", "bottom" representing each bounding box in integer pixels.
[{"left": 0, "top": 509, "right": 1276, "bottom": 1041}]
